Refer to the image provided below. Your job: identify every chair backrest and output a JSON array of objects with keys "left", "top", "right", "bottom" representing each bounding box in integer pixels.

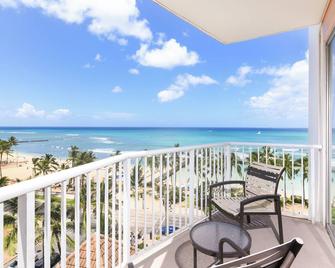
[
  {"left": 245, "top": 162, "right": 285, "bottom": 196},
  {"left": 212, "top": 238, "right": 303, "bottom": 268}
]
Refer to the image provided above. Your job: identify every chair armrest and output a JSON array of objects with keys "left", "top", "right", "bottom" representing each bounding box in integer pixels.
[
  {"left": 240, "top": 194, "right": 280, "bottom": 213},
  {"left": 209, "top": 181, "right": 245, "bottom": 199},
  {"left": 218, "top": 238, "right": 248, "bottom": 261}
]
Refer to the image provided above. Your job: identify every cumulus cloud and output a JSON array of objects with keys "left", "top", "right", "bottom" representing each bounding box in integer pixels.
[
  {"left": 112, "top": 86, "right": 123, "bottom": 93},
  {"left": 16, "top": 103, "right": 45, "bottom": 118},
  {"left": 95, "top": 53, "right": 102, "bottom": 62},
  {"left": 0, "top": 0, "right": 152, "bottom": 44},
  {"left": 15, "top": 103, "right": 70, "bottom": 120},
  {"left": 83, "top": 63, "right": 93, "bottom": 69},
  {"left": 226, "top": 65, "right": 252, "bottom": 87},
  {"left": 158, "top": 74, "right": 218, "bottom": 102},
  {"left": 52, "top": 108, "right": 70, "bottom": 116},
  {"left": 129, "top": 68, "right": 139, "bottom": 75},
  {"left": 133, "top": 39, "right": 200, "bottom": 69},
  {"left": 48, "top": 108, "right": 71, "bottom": 119},
  {"left": 248, "top": 54, "right": 308, "bottom": 120}
]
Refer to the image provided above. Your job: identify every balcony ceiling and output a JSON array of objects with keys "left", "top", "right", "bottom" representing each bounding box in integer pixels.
[{"left": 153, "top": 0, "right": 330, "bottom": 44}]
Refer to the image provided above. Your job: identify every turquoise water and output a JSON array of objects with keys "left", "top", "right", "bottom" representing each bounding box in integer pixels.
[{"left": 0, "top": 127, "right": 308, "bottom": 159}]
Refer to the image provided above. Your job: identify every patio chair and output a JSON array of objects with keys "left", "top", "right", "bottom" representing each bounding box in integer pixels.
[
  {"left": 209, "top": 162, "right": 285, "bottom": 243},
  {"left": 211, "top": 237, "right": 303, "bottom": 268}
]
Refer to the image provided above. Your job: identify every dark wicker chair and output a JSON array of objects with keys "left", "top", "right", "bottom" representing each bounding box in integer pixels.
[
  {"left": 209, "top": 162, "right": 285, "bottom": 243},
  {"left": 211, "top": 237, "right": 303, "bottom": 268}
]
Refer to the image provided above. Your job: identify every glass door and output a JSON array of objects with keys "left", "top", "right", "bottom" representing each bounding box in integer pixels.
[{"left": 329, "top": 34, "right": 335, "bottom": 236}]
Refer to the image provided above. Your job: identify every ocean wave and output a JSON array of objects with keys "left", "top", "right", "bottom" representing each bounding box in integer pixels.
[
  {"left": 65, "top": 133, "right": 80, "bottom": 137},
  {"left": 91, "top": 148, "right": 115, "bottom": 154},
  {"left": 90, "top": 137, "right": 116, "bottom": 144},
  {"left": 7, "top": 131, "right": 36, "bottom": 134}
]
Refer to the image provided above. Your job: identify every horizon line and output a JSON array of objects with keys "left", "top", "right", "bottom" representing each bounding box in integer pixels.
[{"left": 0, "top": 126, "right": 308, "bottom": 129}]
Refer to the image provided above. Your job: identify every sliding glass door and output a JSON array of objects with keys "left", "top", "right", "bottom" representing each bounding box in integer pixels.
[{"left": 329, "top": 34, "right": 335, "bottom": 236}]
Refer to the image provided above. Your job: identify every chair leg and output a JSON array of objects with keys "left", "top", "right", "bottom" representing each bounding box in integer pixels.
[
  {"left": 277, "top": 212, "right": 284, "bottom": 244},
  {"left": 247, "top": 215, "right": 251, "bottom": 224},
  {"left": 276, "top": 201, "right": 284, "bottom": 244},
  {"left": 209, "top": 199, "right": 212, "bottom": 220},
  {"left": 239, "top": 214, "right": 244, "bottom": 227}
]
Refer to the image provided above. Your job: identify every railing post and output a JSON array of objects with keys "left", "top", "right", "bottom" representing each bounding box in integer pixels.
[
  {"left": 0, "top": 203, "right": 3, "bottom": 268},
  {"left": 308, "top": 148, "right": 316, "bottom": 223},
  {"left": 189, "top": 150, "right": 195, "bottom": 225},
  {"left": 17, "top": 192, "right": 35, "bottom": 268},
  {"left": 123, "top": 159, "right": 131, "bottom": 266},
  {"left": 224, "top": 144, "right": 231, "bottom": 181}
]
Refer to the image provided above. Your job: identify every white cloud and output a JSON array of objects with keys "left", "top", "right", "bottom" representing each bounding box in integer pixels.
[
  {"left": 182, "top": 32, "right": 189, "bottom": 37},
  {"left": 112, "top": 86, "right": 123, "bottom": 93},
  {"left": 95, "top": 53, "right": 102, "bottom": 62},
  {"left": 0, "top": 0, "right": 152, "bottom": 44},
  {"left": 0, "top": 0, "right": 17, "bottom": 8},
  {"left": 47, "top": 108, "right": 71, "bottom": 120},
  {"left": 248, "top": 54, "right": 308, "bottom": 120},
  {"left": 158, "top": 74, "right": 218, "bottom": 102},
  {"left": 16, "top": 103, "right": 45, "bottom": 118},
  {"left": 129, "top": 68, "right": 139, "bottom": 75},
  {"left": 15, "top": 103, "right": 71, "bottom": 120},
  {"left": 117, "top": 38, "right": 128, "bottom": 46},
  {"left": 83, "top": 63, "right": 93, "bottom": 69},
  {"left": 226, "top": 65, "right": 252, "bottom": 87},
  {"left": 133, "top": 39, "right": 200, "bottom": 69}
]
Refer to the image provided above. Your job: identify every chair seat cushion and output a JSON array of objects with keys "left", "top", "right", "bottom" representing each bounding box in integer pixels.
[{"left": 212, "top": 196, "right": 275, "bottom": 217}]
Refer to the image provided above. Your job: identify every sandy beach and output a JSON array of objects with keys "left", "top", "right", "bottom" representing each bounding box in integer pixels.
[{"left": 1, "top": 152, "right": 65, "bottom": 184}]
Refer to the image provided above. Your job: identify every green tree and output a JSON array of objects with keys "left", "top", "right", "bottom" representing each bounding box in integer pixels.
[
  {"left": 0, "top": 137, "right": 18, "bottom": 178},
  {"left": 0, "top": 176, "right": 9, "bottom": 187},
  {"left": 35, "top": 196, "right": 75, "bottom": 254},
  {"left": 68, "top": 145, "right": 80, "bottom": 167},
  {"left": 32, "top": 154, "right": 59, "bottom": 176},
  {"left": 76, "top": 151, "right": 96, "bottom": 166}
]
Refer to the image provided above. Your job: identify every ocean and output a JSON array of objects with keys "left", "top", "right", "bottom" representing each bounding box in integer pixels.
[{"left": 0, "top": 127, "right": 308, "bottom": 159}]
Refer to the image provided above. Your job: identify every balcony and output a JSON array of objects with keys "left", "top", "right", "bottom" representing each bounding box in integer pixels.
[
  {"left": 0, "top": 141, "right": 332, "bottom": 267},
  {"left": 135, "top": 214, "right": 335, "bottom": 267}
]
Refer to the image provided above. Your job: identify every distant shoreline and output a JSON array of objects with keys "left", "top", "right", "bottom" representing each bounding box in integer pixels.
[{"left": 0, "top": 127, "right": 309, "bottom": 159}]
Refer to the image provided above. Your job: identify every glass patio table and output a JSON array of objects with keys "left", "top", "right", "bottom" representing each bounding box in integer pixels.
[{"left": 190, "top": 221, "right": 252, "bottom": 268}]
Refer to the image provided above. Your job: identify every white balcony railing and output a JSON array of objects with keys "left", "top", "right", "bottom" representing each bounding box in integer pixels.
[{"left": 0, "top": 142, "right": 322, "bottom": 267}]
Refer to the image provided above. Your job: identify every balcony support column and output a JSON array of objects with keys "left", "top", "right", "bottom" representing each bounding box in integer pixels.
[
  {"left": 17, "top": 192, "right": 35, "bottom": 268},
  {"left": 308, "top": 24, "right": 327, "bottom": 225}
]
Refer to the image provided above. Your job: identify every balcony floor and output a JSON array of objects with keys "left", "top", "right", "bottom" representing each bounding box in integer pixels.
[{"left": 135, "top": 214, "right": 335, "bottom": 268}]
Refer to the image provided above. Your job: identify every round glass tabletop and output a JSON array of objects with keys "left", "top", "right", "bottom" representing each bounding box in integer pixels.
[{"left": 190, "top": 221, "right": 252, "bottom": 257}]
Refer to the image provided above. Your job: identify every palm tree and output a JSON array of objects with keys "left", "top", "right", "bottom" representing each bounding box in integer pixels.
[
  {"left": 231, "top": 152, "right": 243, "bottom": 177},
  {"left": 0, "top": 176, "right": 9, "bottom": 187},
  {"left": 32, "top": 154, "right": 59, "bottom": 176},
  {"left": 4, "top": 199, "right": 18, "bottom": 256},
  {"left": 0, "top": 140, "right": 11, "bottom": 178},
  {"left": 4, "top": 136, "right": 18, "bottom": 163},
  {"left": 294, "top": 155, "right": 308, "bottom": 206},
  {"left": 35, "top": 196, "right": 75, "bottom": 254},
  {"left": 68, "top": 146, "right": 80, "bottom": 167},
  {"left": 8, "top": 136, "right": 18, "bottom": 146},
  {"left": 72, "top": 151, "right": 96, "bottom": 167},
  {"left": 59, "top": 162, "right": 70, "bottom": 170}
]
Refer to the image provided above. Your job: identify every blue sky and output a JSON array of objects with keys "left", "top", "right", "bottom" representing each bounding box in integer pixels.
[{"left": 0, "top": 0, "right": 308, "bottom": 128}]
